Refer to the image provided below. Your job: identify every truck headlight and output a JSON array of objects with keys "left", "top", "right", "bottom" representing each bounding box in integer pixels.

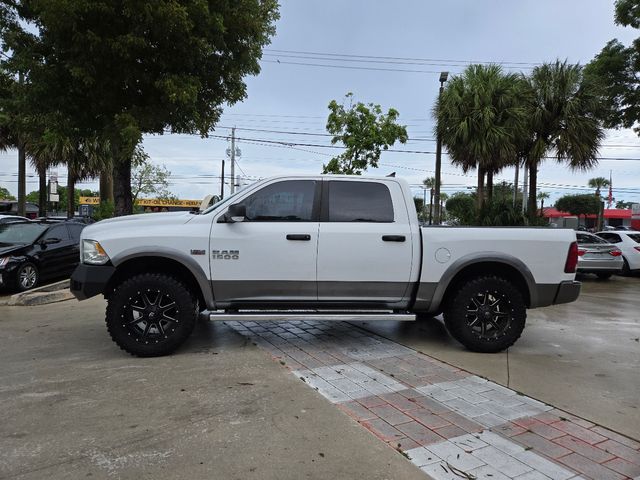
[{"left": 82, "top": 240, "right": 110, "bottom": 265}]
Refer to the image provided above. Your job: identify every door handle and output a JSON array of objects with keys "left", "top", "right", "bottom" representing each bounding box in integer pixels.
[
  {"left": 382, "top": 235, "right": 406, "bottom": 242},
  {"left": 286, "top": 234, "right": 311, "bottom": 241}
]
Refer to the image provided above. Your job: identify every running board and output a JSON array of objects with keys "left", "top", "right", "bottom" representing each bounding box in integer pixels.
[{"left": 206, "top": 311, "right": 416, "bottom": 322}]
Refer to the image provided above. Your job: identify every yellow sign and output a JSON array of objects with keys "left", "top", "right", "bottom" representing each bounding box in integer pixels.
[{"left": 79, "top": 197, "right": 201, "bottom": 208}]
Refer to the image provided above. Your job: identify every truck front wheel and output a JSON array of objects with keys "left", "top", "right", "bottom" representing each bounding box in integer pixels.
[
  {"left": 105, "top": 273, "right": 198, "bottom": 357},
  {"left": 443, "top": 275, "right": 526, "bottom": 353}
]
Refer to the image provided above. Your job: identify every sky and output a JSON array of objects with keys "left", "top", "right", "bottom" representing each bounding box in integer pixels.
[{"left": 1, "top": 0, "right": 639, "bottom": 205}]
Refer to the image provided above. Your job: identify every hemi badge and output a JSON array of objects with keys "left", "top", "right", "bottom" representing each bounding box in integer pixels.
[{"left": 190, "top": 249, "right": 206, "bottom": 256}]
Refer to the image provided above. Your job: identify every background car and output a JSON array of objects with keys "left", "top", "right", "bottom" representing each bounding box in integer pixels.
[
  {"left": 0, "top": 215, "right": 31, "bottom": 224},
  {"left": 575, "top": 232, "right": 623, "bottom": 280},
  {"left": 597, "top": 231, "right": 640, "bottom": 275},
  {"left": 0, "top": 221, "right": 85, "bottom": 291}
]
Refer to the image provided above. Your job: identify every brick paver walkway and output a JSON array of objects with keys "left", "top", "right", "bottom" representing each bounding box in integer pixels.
[{"left": 228, "top": 320, "right": 640, "bottom": 480}]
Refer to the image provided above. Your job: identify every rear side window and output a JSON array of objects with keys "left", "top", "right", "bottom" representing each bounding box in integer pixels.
[
  {"left": 327, "top": 181, "right": 394, "bottom": 222},
  {"left": 67, "top": 223, "right": 85, "bottom": 242},
  {"left": 627, "top": 234, "right": 640, "bottom": 243},
  {"left": 243, "top": 180, "right": 316, "bottom": 222}
]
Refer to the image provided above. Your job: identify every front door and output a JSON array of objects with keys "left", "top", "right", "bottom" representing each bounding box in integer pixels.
[
  {"left": 316, "top": 179, "right": 415, "bottom": 307},
  {"left": 37, "top": 224, "right": 77, "bottom": 279},
  {"left": 210, "top": 179, "right": 320, "bottom": 307}
]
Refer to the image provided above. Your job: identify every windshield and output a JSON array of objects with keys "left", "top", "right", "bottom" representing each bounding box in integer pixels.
[
  {"left": 0, "top": 223, "right": 48, "bottom": 245},
  {"left": 627, "top": 234, "right": 640, "bottom": 243}
]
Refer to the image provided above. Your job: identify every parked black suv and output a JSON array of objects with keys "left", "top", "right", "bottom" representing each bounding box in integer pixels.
[{"left": 0, "top": 221, "right": 86, "bottom": 291}]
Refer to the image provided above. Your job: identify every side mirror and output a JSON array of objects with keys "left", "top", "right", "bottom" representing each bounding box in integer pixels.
[
  {"left": 226, "top": 204, "right": 247, "bottom": 223},
  {"left": 41, "top": 237, "right": 61, "bottom": 246}
]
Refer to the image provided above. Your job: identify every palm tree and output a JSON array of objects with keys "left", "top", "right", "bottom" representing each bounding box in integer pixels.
[
  {"left": 423, "top": 177, "right": 436, "bottom": 223},
  {"left": 524, "top": 61, "right": 604, "bottom": 221},
  {"left": 435, "top": 65, "right": 529, "bottom": 210},
  {"left": 588, "top": 177, "right": 610, "bottom": 197},
  {"left": 537, "top": 191, "right": 550, "bottom": 212}
]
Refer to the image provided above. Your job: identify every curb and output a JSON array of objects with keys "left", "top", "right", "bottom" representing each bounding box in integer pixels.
[{"left": 6, "top": 279, "right": 75, "bottom": 306}]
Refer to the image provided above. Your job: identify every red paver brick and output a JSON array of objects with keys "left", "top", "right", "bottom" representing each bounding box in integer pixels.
[
  {"left": 379, "top": 392, "right": 421, "bottom": 412},
  {"left": 337, "top": 401, "right": 377, "bottom": 422},
  {"left": 361, "top": 418, "right": 404, "bottom": 442},
  {"left": 395, "top": 420, "right": 444, "bottom": 446},
  {"left": 513, "top": 417, "right": 542, "bottom": 429},
  {"left": 409, "top": 409, "right": 451, "bottom": 430},
  {"left": 604, "top": 457, "right": 640, "bottom": 478},
  {"left": 492, "top": 422, "right": 527, "bottom": 437},
  {"left": 528, "top": 422, "right": 567, "bottom": 440},
  {"left": 532, "top": 412, "right": 562, "bottom": 425},
  {"left": 549, "top": 409, "right": 596, "bottom": 428},
  {"left": 369, "top": 405, "right": 413, "bottom": 426},
  {"left": 558, "top": 453, "right": 625, "bottom": 480},
  {"left": 597, "top": 439, "right": 640, "bottom": 465},
  {"left": 439, "top": 411, "right": 483, "bottom": 433},
  {"left": 433, "top": 424, "right": 467, "bottom": 439},
  {"left": 392, "top": 437, "right": 421, "bottom": 451},
  {"left": 357, "top": 395, "right": 387, "bottom": 409},
  {"left": 551, "top": 420, "right": 608, "bottom": 445},
  {"left": 512, "top": 432, "right": 572, "bottom": 459},
  {"left": 591, "top": 425, "right": 640, "bottom": 450},
  {"left": 554, "top": 435, "right": 615, "bottom": 464}
]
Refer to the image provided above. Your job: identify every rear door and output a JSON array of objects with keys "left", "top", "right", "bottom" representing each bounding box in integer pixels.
[
  {"left": 316, "top": 179, "right": 414, "bottom": 306},
  {"left": 210, "top": 179, "right": 320, "bottom": 306}
]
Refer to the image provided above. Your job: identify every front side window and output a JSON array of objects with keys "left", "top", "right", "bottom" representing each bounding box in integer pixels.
[
  {"left": 243, "top": 180, "right": 316, "bottom": 222},
  {"left": 328, "top": 181, "right": 394, "bottom": 222},
  {"left": 44, "top": 225, "right": 70, "bottom": 242}
]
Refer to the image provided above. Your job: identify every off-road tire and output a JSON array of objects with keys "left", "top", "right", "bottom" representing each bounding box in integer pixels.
[
  {"left": 15, "top": 262, "right": 39, "bottom": 292},
  {"left": 596, "top": 273, "right": 612, "bottom": 280},
  {"left": 443, "top": 275, "right": 526, "bottom": 353},
  {"left": 105, "top": 273, "right": 198, "bottom": 357}
]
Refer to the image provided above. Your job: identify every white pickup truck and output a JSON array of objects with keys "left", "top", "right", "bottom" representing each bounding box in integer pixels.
[{"left": 70, "top": 175, "right": 581, "bottom": 357}]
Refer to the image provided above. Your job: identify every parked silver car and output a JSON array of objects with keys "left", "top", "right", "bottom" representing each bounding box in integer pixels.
[{"left": 576, "top": 232, "right": 623, "bottom": 279}]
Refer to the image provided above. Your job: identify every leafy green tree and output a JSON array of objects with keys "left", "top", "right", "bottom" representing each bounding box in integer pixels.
[
  {"left": 524, "top": 61, "right": 604, "bottom": 221},
  {"left": 323, "top": 93, "right": 408, "bottom": 175},
  {"left": 585, "top": 0, "right": 640, "bottom": 135},
  {"left": 0, "top": 186, "right": 15, "bottom": 200},
  {"left": 555, "top": 194, "right": 601, "bottom": 224},
  {"left": 616, "top": 200, "right": 635, "bottom": 209},
  {"left": 445, "top": 192, "right": 476, "bottom": 225},
  {"left": 131, "top": 148, "right": 172, "bottom": 203},
  {"left": 435, "top": 65, "right": 528, "bottom": 209},
  {"left": 1, "top": 0, "right": 280, "bottom": 216}
]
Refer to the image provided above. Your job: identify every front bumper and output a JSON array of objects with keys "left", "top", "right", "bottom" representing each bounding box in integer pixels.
[{"left": 70, "top": 264, "right": 116, "bottom": 300}]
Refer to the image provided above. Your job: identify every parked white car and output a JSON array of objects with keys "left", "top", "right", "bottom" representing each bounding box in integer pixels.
[{"left": 596, "top": 231, "right": 640, "bottom": 274}]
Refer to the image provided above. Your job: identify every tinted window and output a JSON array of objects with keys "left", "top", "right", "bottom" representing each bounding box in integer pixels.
[
  {"left": 44, "top": 225, "right": 70, "bottom": 241},
  {"left": 243, "top": 180, "right": 316, "bottom": 222},
  {"left": 598, "top": 233, "right": 621, "bottom": 243},
  {"left": 328, "top": 181, "right": 394, "bottom": 222},
  {"left": 577, "top": 233, "right": 607, "bottom": 244},
  {"left": 67, "top": 224, "right": 85, "bottom": 242},
  {"left": 627, "top": 234, "right": 640, "bottom": 243},
  {"left": 0, "top": 223, "right": 47, "bottom": 244}
]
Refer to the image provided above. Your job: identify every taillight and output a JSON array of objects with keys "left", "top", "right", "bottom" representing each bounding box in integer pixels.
[
  {"left": 610, "top": 250, "right": 622, "bottom": 257},
  {"left": 577, "top": 249, "right": 586, "bottom": 256},
  {"left": 565, "top": 241, "right": 579, "bottom": 273},
  {"left": 635, "top": 247, "right": 640, "bottom": 253}
]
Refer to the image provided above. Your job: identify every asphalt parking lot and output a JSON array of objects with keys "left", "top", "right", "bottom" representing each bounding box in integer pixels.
[{"left": 0, "top": 275, "right": 638, "bottom": 479}]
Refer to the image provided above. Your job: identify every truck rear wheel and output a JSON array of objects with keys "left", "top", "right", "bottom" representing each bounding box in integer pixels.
[
  {"left": 443, "top": 275, "right": 526, "bottom": 353},
  {"left": 105, "top": 273, "right": 198, "bottom": 357}
]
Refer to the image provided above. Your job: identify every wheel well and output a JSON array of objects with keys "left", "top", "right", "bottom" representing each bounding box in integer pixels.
[
  {"left": 443, "top": 261, "right": 531, "bottom": 308},
  {"left": 106, "top": 256, "right": 206, "bottom": 308}
]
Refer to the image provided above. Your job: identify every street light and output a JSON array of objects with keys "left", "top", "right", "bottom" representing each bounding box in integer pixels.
[{"left": 433, "top": 71, "right": 448, "bottom": 225}]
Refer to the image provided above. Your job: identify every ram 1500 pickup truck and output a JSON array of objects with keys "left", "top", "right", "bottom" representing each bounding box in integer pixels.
[{"left": 70, "top": 175, "right": 581, "bottom": 357}]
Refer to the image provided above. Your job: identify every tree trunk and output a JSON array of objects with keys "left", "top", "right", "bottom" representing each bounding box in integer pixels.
[
  {"left": 38, "top": 162, "right": 47, "bottom": 217},
  {"left": 528, "top": 163, "right": 538, "bottom": 222},
  {"left": 476, "top": 167, "right": 485, "bottom": 210},
  {"left": 113, "top": 157, "right": 133, "bottom": 216},
  {"left": 67, "top": 169, "right": 75, "bottom": 219},
  {"left": 99, "top": 167, "right": 114, "bottom": 203},
  {"left": 486, "top": 170, "right": 494, "bottom": 203}
]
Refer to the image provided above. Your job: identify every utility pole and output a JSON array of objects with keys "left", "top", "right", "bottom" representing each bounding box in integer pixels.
[
  {"left": 220, "top": 159, "right": 225, "bottom": 199},
  {"left": 434, "top": 72, "right": 448, "bottom": 225},
  {"left": 521, "top": 165, "right": 529, "bottom": 214},
  {"left": 230, "top": 127, "right": 236, "bottom": 194}
]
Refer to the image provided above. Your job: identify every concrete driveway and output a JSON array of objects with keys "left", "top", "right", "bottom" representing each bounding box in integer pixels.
[{"left": 356, "top": 275, "right": 640, "bottom": 440}]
